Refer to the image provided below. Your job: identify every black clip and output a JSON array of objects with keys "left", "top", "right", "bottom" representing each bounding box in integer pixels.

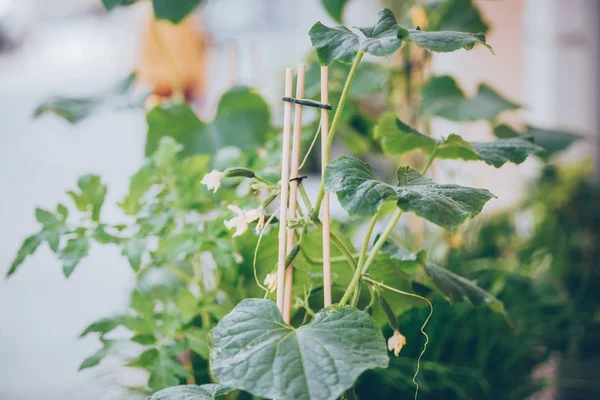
[
  {"left": 282, "top": 97, "right": 332, "bottom": 110},
  {"left": 289, "top": 175, "right": 308, "bottom": 183}
]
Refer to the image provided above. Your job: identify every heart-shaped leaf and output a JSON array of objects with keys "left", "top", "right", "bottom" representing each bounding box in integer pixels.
[
  {"left": 150, "top": 384, "right": 231, "bottom": 400},
  {"left": 324, "top": 155, "right": 495, "bottom": 231},
  {"left": 375, "top": 114, "right": 543, "bottom": 167},
  {"left": 422, "top": 75, "right": 520, "bottom": 121},
  {"left": 426, "top": 0, "right": 489, "bottom": 33},
  {"left": 210, "top": 299, "right": 388, "bottom": 400},
  {"left": 309, "top": 8, "right": 493, "bottom": 66}
]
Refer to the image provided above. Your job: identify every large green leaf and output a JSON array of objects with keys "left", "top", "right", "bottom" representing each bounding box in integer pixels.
[
  {"left": 34, "top": 72, "right": 146, "bottom": 124},
  {"left": 153, "top": 0, "right": 203, "bottom": 23},
  {"left": 422, "top": 75, "right": 520, "bottom": 121},
  {"left": 375, "top": 114, "right": 542, "bottom": 167},
  {"left": 145, "top": 87, "right": 270, "bottom": 157},
  {"left": 493, "top": 124, "right": 581, "bottom": 159},
  {"left": 400, "top": 28, "right": 492, "bottom": 54},
  {"left": 151, "top": 384, "right": 231, "bottom": 400},
  {"left": 210, "top": 299, "right": 388, "bottom": 400},
  {"left": 324, "top": 155, "right": 495, "bottom": 231},
  {"left": 321, "top": 0, "right": 349, "bottom": 24},
  {"left": 309, "top": 8, "right": 491, "bottom": 66}
]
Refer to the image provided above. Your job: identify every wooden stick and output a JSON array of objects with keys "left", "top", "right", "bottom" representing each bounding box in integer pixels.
[
  {"left": 283, "top": 63, "right": 306, "bottom": 323},
  {"left": 276, "top": 68, "right": 294, "bottom": 314},
  {"left": 321, "top": 66, "right": 332, "bottom": 307}
]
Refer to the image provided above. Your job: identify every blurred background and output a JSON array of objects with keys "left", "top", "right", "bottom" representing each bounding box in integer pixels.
[{"left": 0, "top": 0, "right": 598, "bottom": 399}]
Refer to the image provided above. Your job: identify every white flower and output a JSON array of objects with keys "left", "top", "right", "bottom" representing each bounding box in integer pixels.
[
  {"left": 264, "top": 273, "right": 277, "bottom": 293},
  {"left": 201, "top": 169, "right": 225, "bottom": 193},
  {"left": 388, "top": 330, "right": 407, "bottom": 357},
  {"left": 233, "top": 253, "right": 244, "bottom": 264},
  {"left": 223, "top": 205, "right": 264, "bottom": 237}
]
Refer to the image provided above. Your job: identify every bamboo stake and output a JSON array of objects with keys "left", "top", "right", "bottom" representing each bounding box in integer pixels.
[
  {"left": 321, "top": 66, "right": 332, "bottom": 307},
  {"left": 283, "top": 63, "right": 306, "bottom": 323},
  {"left": 276, "top": 68, "right": 294, "bottom": 314}
]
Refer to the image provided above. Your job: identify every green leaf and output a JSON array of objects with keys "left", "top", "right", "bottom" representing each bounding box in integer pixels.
[
  {"left": 145, "top": 88, "right": 270, "bottom": 157},
  {"left": 67, "top": 174, "right": 107, "bottom": 221},
  {"left": 422, "top": 75, "right": 521, "bottom": 121},
  {"left": 80, "top": 316, "right": 124, "bottom": 337},
  {"left": 426, "top": 0, "right": 489, "bottom": 33},
  {"left": 59, "top": 236, "right": 90, "bottom": 278},
  {"left": 123, "top": 236, "right": 145, "bottom": 271},
  {"left": 119, "top": 164, "right": 154, "bottom": 215},
  {"left": 7, "top": 233, "right": 43, "bottom": 277},
  {"left": 33, "top": 72, "right": 145, "bottom": 124},
  {"left": 423, "top": 262, "right": 505, "bottom": 314},
  {"left": 210, "top": 299, "right": 388, "bottom": 400},
  {"left": 152, "top": 0, "right": 203, "bottom": 24},
  {"left": 324, "top": 155, "right": 495, "bottom": 230},
  {"left": 129, "top": 348, "right": 159, "bottom": 368},
  {"left": 375, "top": 115, "right": 542, "bottom": 167},
  {"left": 470, "top": 136, "right": 543, "bottom": 167},
  {"left": 34, "top": 97, "right": 100, "bottom": 124},
  {"left": 93, "top": 224, "right": 122, "bottom": 244},
  {"left": 150, "top": 384, "right": 232, "bottom": 400},
  {"left": 102, "top": 0, "right": 138, "bottom": 10},
  {"left": 321, "top": 0, "right": 349, "bottom": 23},
  {"left": 402, "top": 28, "right": 493, "bottom": 54},
  {"left": 373, "top": 113, "right": 437, "bottom": 156},
  {"left": 184, "top": 328, "right": 210, "bottom": 359},
  {"left": 79, "top": 339, "right": 120, "bottom": 370},
  {"left": 131, "top": 334, "right": 156, "bottom": 345},
  {"left": 493, "top": 124, "right": 581, "bottom": 159},
  {"left": 309, "top": 8, "right": 492, "bottom": 66},
  {"left": 148, "top": 353, "right": 186, "bottom": 391}
]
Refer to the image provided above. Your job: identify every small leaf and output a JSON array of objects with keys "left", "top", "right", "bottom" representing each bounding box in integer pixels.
[
  {"left": 7, "top": 234, "right": 43, "bottom": 277},
  {"left": 321, "top": 0, "right": 349, "bottom": 23},
  {"left": 210, "top": 299, "right": 388, "bottom": 400},
  {"left": 324, "top": 155, "right": 495, "bottom": 231},
  {"left": 128, "top": 348, "right": 159, "bottom": 368},
  {"left": 150, "top": 384, "right": 232, "bottom": 400},
  {"left": 131, "top": 334, "right": 156, "bottom": 345},
  {"left": 80, "top": 316, "right": 124, "bottom": 337},
  {"left": 34, "top": 97, "right": 100, "bottom": 124},
  {"left": 79, "top": 339, "right": 119, "bottom": 370},
  {"left": 59, "top": 236, "right": 90, "bottom": 278},
  {"left": 93, "top": 224, "right": 122, "bottom": 244},
  {"left": 422, "top": 75, "right": 520, "bottom": 121},
  {"left": 184, "top": 328, "right": 210, "bottom": 359},
  {"left": 402, "top": 29, "right": 493, "bottom": 54},
  {"left": 67, "top": 174, "right": 107, "bottom": 221},
  {"left": 424, "top": 262, "right": 505, "bottom": 314},
  {"left": 119, "top": 164, "right": 154, "bottom": 215},
  {"left": 436, "top": 134, "right": 480, "bottom": 161},
  {"left": 152, "top": 0, "right": 203, "bottom": 24},
  {"left": 123, "top": 236, "right": 145, "bottom": 272},
  {"left": 148, "top": 353, "right": 183, "bottom": 391}
]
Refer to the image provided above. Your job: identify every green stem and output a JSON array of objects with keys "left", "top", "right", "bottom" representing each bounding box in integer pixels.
[
  {"left": 298, "top": 183, "right": 314, "bottom": 214},
  {"left": 421, "top": 149, "right": 438, "bottom": 175},
  {"left": 339, "top": 208, "right": 403, "bottom": 306},
  {"left": 350, "top": 206, "right": 385, "bottom": 306},
  {"left": 312, "top": 51, "right": 365, "bottom": 218}
]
